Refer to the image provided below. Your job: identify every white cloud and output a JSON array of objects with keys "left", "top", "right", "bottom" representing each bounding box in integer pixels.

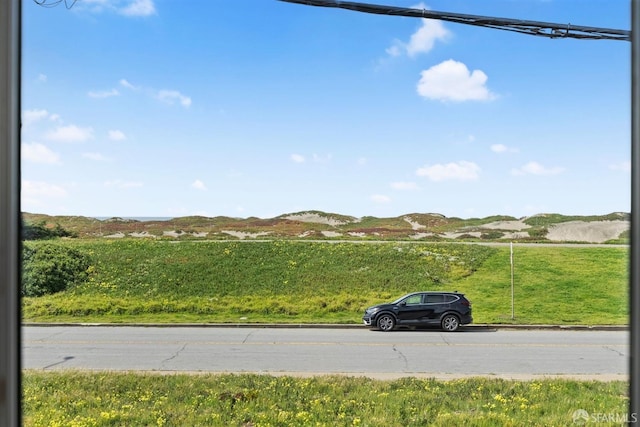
[
  {"left": 45, "top": 125, "right": 94, "bottom": 143},
  {"left": 385, "top": 45, "right": 402, "bottom": 57},
  {"left": 416, "top": 160, "right": 481, "bottom": 181},
  {"left": 291, "top": 154, "right": 305, "bottom": 163},
  {"left": 192, "top": 179, "right": 207, "bottom": 191},
  {"left": 490, "top": 143, "right": 518, "bottom": 153},
  {"left": 108, "top": 130, "right": 127, "bottom": 141},
  {"left": 357, "top": 157, "right": 368, "bottom": 166},
  {"left": 22, "top": 180, "right": 67, "bottom": 198},
  {"left": 417, "top": 59, "right": 497, "bottom": 102},
  {"left": 82, "top": 152, "right": 110, "bottom": 161},
  {"left": 88, "top": 88, "right": 120, "bottom": 99},
  {"left": 37, "top": 74, "right": 47, "bottom": 83},
  {"left": 78, "top": 0, "right": 156, "bottom": 17},
  {"left": 371, "top": 194, "right": 391, "bottom": 203},
  {"left": 22, "top": 143, "right": 61, "bottom": 164},
  {"left": 406, "top": 14, "right": 450, "bottom": 56},
  {"left": 119, "top": 79, "right": 139, "bottom": 90},
  {"left": 119, "top": 79, "right": 191, "bottom": 108},
  {"left": 312, "top": 153, "right": 332, "bottom": 163},
  {"left": 390, "top": 181, "right": 419, "bottom": 190},
  {"left": 387, "top": 3, "right": 450, "bottom": 58},
  {"left": 156, "top": 90, "right": 192, "bottom": 107},
  {"left": 511, "top": 161, "right": 564, "bottom": 176},
  {"left": 119, "top": 0, "right": 156, "bottom": 16},
  {"left": 22, "top": 109, "right": 50, "bottom": 126},
  {"left": 104, "top": 180, "right": 143, "bottom": 188}
]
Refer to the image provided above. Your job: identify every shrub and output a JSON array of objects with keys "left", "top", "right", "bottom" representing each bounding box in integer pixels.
[
  {"left": 22, "top": 243, "right": 90, "bottom": 297},
  {"left": 527, "top": 227, "right": 548, "bottom": 239},
  {"left": 22, "top": 221, "right": 75, "bottom": 240}
]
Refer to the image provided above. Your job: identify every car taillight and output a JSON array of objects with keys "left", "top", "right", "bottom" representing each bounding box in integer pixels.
[{"left": 461, "top": 300, "right": 471, "bottom": 306}]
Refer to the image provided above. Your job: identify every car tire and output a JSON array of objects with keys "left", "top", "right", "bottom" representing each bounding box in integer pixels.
[
  {"left": 376, "top": 314, "right": 395, "bottom": 332},
  {"left": 441, "top": 314, "right": 460, "bottom": 332}
]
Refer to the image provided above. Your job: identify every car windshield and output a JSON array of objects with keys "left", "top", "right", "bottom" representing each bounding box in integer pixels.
[{"left": 391, "top": 293, "right": 417, "bottom": 304}]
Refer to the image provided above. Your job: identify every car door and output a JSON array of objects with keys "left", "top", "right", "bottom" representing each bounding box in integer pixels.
[
  {"left": 422, "top": 293, "right": 446, "bottom": 323},
  {"left": 396, "top": 293, "right": 428, "bottom": 325}
]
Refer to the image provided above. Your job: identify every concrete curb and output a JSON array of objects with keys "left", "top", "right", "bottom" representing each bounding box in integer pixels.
[{"left": 22, "top": 323, "right": 630, "bottom": 331}]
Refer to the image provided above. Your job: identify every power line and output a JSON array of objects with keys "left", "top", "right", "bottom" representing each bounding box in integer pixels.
[
  {"left": 32, "top": 0, "right": 78, "bottom": 9},
  {"left": 278, "top": 0, "right": 630, "bottom": 42}
]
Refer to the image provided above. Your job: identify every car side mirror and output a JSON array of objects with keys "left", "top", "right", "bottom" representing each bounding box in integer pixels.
[{"left": 399, "top": 301, "right": 406, "bottom": 307}]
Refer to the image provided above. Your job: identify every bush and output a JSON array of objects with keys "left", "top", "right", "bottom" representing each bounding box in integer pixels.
[
  {"left": 22, "top": 243, "right": 90, "bottom": 297},
  {"left": 22, "top": 221, "right": 76, "bottom": 240},
  {"left": 528, "top": 227, "right": 548, "bottom": 239}
]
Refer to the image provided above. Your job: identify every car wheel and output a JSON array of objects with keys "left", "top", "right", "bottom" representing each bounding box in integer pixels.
[
  {"left": 441, "top": 314, "right": 460, "bottom": 332},
  {"left": 377, "top": 314, "right": 395, "bottom": 332}
]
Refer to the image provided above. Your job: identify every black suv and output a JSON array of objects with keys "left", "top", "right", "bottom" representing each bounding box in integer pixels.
[{"left": 362, "top": 291, "right": 472, "bottom": 332}]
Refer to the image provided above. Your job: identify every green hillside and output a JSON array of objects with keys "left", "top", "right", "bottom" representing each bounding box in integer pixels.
[{"left": 22, "top": 240, "right": 628, "bottom": 325}]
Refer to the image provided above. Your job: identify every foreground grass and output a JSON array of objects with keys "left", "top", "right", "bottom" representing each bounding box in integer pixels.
[
  {"left": 22, "top": 371, "right": 628, "bottom": 427},
  {"left": 22, "top": 240, "right": 629, "bottom": 325}
]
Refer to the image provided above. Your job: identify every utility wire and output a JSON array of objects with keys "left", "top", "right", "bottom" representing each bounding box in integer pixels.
[
  {"left": 33, "top": 0, "right": 78, "bottom": 9},
  {"left": 278, "top": 0, "right": 630, "bottom": 42}
]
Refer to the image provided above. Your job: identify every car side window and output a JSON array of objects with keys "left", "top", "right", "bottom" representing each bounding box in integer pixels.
[
  {"left": 425, "top": 294, "right": 445, "bottom": 304},
  {"left": 404, "top": 295, "right": 423, "bottom": 305}
]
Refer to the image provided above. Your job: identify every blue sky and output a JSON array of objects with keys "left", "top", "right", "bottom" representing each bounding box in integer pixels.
[{"left": 21, "top": 0, "right": 630, "bottom": 219}]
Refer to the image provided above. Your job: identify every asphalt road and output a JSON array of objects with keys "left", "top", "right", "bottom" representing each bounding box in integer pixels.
[{"left": 22, "top": 326, "right": 629, "bottom": 380}]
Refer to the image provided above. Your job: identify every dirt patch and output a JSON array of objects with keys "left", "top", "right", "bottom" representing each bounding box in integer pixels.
[
  {"left": 546, "top": 220, "right": 629, "bottom": 243},
  {"left": 481, "top": 220, "right": 531, "bottom": 231},
  {"left": 284, "top": 213, "right": 351, "bottom": 226}
]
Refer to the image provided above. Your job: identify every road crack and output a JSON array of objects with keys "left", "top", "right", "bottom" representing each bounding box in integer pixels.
[
  {"left": 392, "top": 345, "right": 409, "bottom": 370},
  {"left": 439, "top": 334, "right": 451, "bottom": 345},
  {"left": 242, "top": 331, "right": 255, "bottom": 344},
  {"left": 161, "top": 343, "right": 187, "bottom": 366},
  {"left": 603, "top": 345, "right": 625, "bottom": 357}
]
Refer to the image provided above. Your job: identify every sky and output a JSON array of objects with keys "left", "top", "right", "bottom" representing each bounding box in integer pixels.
[{"left": 21, "top": 0, "right": 631, "bottom": 220}]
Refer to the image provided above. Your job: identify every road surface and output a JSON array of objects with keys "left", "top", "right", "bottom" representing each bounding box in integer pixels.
[{"left": 22, "top": 326, "right": 628, "bottom": 380}]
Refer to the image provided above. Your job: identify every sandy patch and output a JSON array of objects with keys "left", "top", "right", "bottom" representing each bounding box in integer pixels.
[
  {"left": 321, "top": 231, "right": 342, "bottom": 238},
  {"left": 442, "top": 231, "right": 482, "bottom": 239},
  {"left": 546, "top": 220, "right": 629, "bottom": 243},
  {"left": 104, "top": 232, "right": 125, "bottom": 238},
  {"left": 502, "top": 232, "right": 530, "bottom": 239},
  {"left": 481, "top": 220, "right": 531, "bottom": 231},
  {"left": 163, "top": 231, "right": 209, "bottom": 238},
  {"left": 403, "top": 217, "right": 426, "bottom": 230},
  {"left": 221, "top": 230, "right": 272, "bottom": 240},
  {"left": 130, "top": 231, "right": 154, "bottom": 238},
  {"left": 285, "top": 213, "right": 351, "bottom": 226}
]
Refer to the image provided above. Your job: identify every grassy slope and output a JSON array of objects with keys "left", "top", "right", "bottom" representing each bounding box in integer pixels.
[
  {"left": 22, "top": 240, "right": 628, "bottom": 325},
  {"left": 460, "top": 246, "right": 628, "bottom": 324}
]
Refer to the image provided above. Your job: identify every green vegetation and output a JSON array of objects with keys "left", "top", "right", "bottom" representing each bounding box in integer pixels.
[
  {"left": 22, "top": 242, "right": 90, "bottom": 297},
  {"left": 22, "top": 371, "right": 628, "bottom": 427},
  {"left": 522, "top": 212, "right": 629, "bottom": 227},
  {"left": 22, "top": 240, "right": 628, "bottom": 325},
  {"left": 22, "top": 220, "right": 75, "bottom": 240},
  {"left": 460, "top": 246, "right": 628, "bottom": 324}
]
